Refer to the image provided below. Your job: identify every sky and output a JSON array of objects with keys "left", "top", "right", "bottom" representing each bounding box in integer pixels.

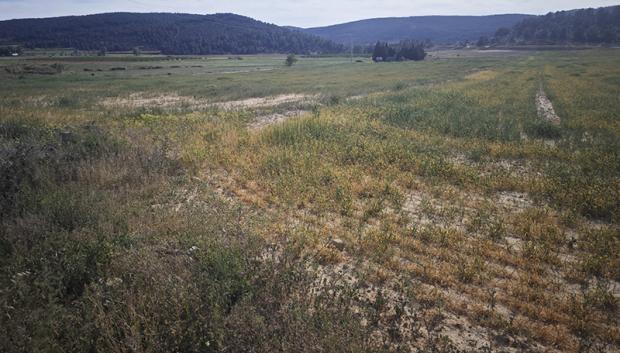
[{"left": 1, "top": 0, "right": 619, "bottom": 27}]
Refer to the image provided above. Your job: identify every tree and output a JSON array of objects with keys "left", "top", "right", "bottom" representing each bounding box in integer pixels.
[
  {"left": 411, "top": 45, "right": 426, "bottom": 61},
  {"left": 601, "top": 27, "right": 617, "bottom": 43},
  {"left": 373, "top": 40, "right": 426, "bottom": 62},
  {"left": 399, "top": 40, "right": 426, "bottom": 61},
  {"left": 285, "top": 54, "right": 298, "bottom": 66},
  {"left": 372, "top": 42, "right": 383, "bottom": 61},
  {"left": 476, "top": 36, "right": 490, "bottom": 47},
  {"left": 585, "top": 26, "right": 601, "bottom": 43},
  {"left": 495, "top": 27, "right": 511, "bottom": 38}
]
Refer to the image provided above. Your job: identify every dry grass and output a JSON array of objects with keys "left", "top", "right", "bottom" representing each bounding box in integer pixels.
[{"left": 1, "top": 50, "right": 619, "bottom": 353}]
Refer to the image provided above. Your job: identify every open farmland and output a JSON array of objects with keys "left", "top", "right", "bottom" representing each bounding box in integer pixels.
[{"left": 1, "top": 49, "right": 619, "bottom": 352}]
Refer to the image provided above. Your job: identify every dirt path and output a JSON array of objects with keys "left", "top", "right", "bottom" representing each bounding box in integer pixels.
[
  {"left": 536, "top": 88, "right": 561, "bottom": 125},
  {"left": 100, "top": 93, "right": 316, "bottom": 111},
  {"left": 212, "top": 94, "right": 315, "bottom": 110}
]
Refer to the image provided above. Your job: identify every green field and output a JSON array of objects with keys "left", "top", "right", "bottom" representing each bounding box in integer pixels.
[{"left": 1, "top": 50, "right": 619, "bottom": 352}]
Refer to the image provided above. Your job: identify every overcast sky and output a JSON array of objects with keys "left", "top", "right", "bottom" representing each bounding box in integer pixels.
[{"left": 1, "top": 0, "right": 618, "bottom": 27}]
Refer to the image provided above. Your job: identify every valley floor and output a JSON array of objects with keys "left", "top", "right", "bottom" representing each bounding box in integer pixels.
[{"left": 1, "top": 50, "right": 619, "bottom": 352}]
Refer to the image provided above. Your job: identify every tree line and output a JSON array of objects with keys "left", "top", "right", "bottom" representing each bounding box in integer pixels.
[
  {"left": 0, "top": 13, "right": 343, "bottom": 55},
  {"left": 372, "top": 40, "right": 427, "bottom": 62},
  {"left": 488, "top": 5, "right": 620, "bottom": 45},
  {"left": 0, "top": 46, "right": 22, "bottom": 56}
]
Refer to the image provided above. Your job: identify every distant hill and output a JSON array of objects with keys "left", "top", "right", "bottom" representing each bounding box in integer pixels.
[
  {"left": 300, "top": 15, "right": 534, "bottom": 45},
  {"left": 0, "top": 13, "right": 343, "bottom": 55},
  {"left": 494, "top": 6, "right": 620, "bottom": 45}
]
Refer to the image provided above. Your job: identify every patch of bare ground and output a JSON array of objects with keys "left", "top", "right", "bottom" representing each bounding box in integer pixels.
[
  {"left": 309, "top": 260, "right": 479, "bottom": 352},
  {"left": 100, "top": 93, "right": 204, "bottom": 110},
  {"left": 179, "top": 175, "right": 495, "bottom": 350},
  {"left": 5, "top": 95, "right": 55, "bottom": 108},
  {"left": 26, "top": 95, "right": 53, "bottom": 107},
  {"left": 211, "top": 93, "right": 317, "bottom": 109},
  {"left": 495, "top": 191, "right": 534, "bottom": 213},
  {"left": 400, "top": 185, "right": 535, "bottom": 233},
  {"left": 449, "top": 153, "right": 539, "bottom": 179},
  {"left": 248, "top": 110, "right": 309, "bottom": 130},
  {"left": 183, "top": 169, "right": 618, "bottom": 352},
  {"left": 536, "top": 88, "right": 561, "bottom": 126},
  {"left": 465, "top": 70, "right": 498, "bottom": 81},
  {"left": 217, "top": 68, "right": 276, "bottom": 74},
  {"left": 400, "top": 188, "right": 480, "bottom": 232},
  {"left": 309, "top": 255, "right": 558, "bottom": 353},
  {"left": 346, "top": 91, "right": 387, "bottom": 101},
  {"left": 426, "top": 50, "right": 520, "bottom": 60},
  {"left": 346, "top": 94, "right": 370, "bottom": 101},
  {"left": 100, "top": 93, "right": 316, "bottom": 111},
  {"left": 391, "top": 183, "right": 615, "bottom": 350}
]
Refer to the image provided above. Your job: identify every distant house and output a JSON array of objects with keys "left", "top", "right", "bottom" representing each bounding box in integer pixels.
[{"left": 11, "top": 53, "right": 19, "bottom": 57}]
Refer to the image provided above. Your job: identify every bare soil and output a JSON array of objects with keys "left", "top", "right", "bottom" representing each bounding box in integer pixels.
[
  {"left": 536, "top": 88, "right": 561, "bottom": 125},
  {"left": 249, "top": 110, "right": 309, "bottom": 130},
  {"left": 100, "top": 93, "right": 316, "bottom": 111}
]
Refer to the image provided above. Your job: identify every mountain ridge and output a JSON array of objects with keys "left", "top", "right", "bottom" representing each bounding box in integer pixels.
[
  {"left": 494, "top": 5, "right": 620, "bottom": 45},
  {"left": 299, "top": 14, "right": 534, "bottom": 44},
  {"left": 0, "top": 12, "right": 343, "bottom": 55}
]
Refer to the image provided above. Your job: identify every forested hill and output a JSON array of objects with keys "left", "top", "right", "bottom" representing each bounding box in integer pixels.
[
  {"left": 495, "top": 6, "right": 620, "bottom": 45},
  {"left": 300, "top": 15, "right": 533, "bottom": 45},
  {"left": 0, "top": 13, "right": 343, "bottom": 54}
]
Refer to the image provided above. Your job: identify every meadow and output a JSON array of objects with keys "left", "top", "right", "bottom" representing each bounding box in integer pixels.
[{"left": 1, "top": 49, "right": 619, "bottom": 352}]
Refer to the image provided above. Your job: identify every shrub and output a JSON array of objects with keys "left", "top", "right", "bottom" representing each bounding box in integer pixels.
[
  {"left": 285, "top": 54, "right": 298, "bottom": 67},
  {"left": 393, "top": 82, "right": 408, "bottom": 91},
  {"left": 577, "top": 228, "right": 620, "bottom": 281}
]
